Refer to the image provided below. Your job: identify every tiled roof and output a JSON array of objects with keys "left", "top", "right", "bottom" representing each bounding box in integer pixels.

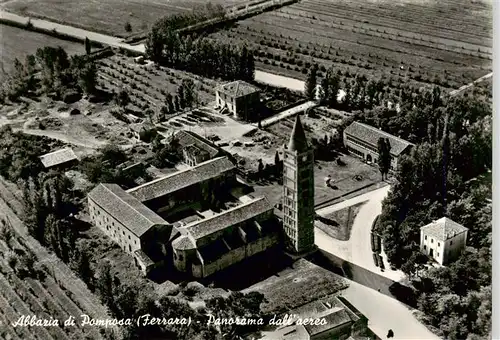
[
  {"left": 421, "top": 217, "right": 468, "bottom": 241},
  {"left": 171, "top": 235, "right": 196, "bottom": 250},
  {"left": 88, "top": 183, "right": 168, "bottom": 237},
  {"left": 174, "top": 130, "right": 220, "bottom": 159},
  {"left": 133, "top": 249, "right": 155, "bottom": 267},
  {"left": 287, "top": 114, "right": 309, "bottom": 152},
  {"left": 216, "top": 80, "right": 260, "bottom": 98},
  {"left": 127, "top": 156, "right": 235, "bottom": 202},
  {"left": 185, "top": 196, "right": 272, "bottom": 240},
  {"left": 40, "top": 147, "right": 78, "bottom": 168},
  {"left": 184, "top": 144, "right": 210, "bottom": 158},
  {"left": 344, "top": 122, "right": 414, "bottom": 156},
  {"left": 305, "top": 309, "right": 352, "bottom": 336}
]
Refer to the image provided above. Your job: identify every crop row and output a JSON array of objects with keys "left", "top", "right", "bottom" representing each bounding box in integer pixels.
[
  {"left": 0, "top": 238, "right": 98, "bottom": 339},
  {"left": 97, "top": 56, "right": 216, "bottom": 111},
  {"left": 267, "top": 10, "right": 492, "bottom": 58},
  {"left": 293, "top": 0, "right": 491, "bottom": 46}
]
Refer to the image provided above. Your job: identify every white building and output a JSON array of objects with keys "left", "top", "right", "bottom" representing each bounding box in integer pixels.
[{"left": 420, "top": 217, "right": 468, "bottom": 266}]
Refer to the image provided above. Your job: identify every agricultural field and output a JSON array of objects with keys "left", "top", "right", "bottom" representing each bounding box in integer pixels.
[
  {"left": 0, "top": 183, "right": 113, "bottom": 340},
  {"left": 97, "top": 54, "right": 219, "bottom": 118},
  {"left": 1, "top": 0, "right": 263, "bottom": 37},
  {"left": 0, "top": 24, "right": 84, "bottom": 82},
  {"left": 209, "top": 0, "right": 492, "bottom": 90}
]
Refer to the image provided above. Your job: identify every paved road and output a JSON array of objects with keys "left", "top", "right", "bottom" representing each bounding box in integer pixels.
[
  {"left": 341, "top": 280, "right": 439, "bottom": 340},
  {"left": 254, "top": 70, "right": 305, "bottom": 92},
  {"left": 0, "top": 10, "right": 145, "bottom": 53},
  {"left": 315, "top": 185, "right": 405, "bottom": 282}
]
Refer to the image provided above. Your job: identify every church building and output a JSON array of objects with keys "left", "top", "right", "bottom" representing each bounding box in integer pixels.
[{"left": 87, "top": 113, "right": 318, "bottom": 277}]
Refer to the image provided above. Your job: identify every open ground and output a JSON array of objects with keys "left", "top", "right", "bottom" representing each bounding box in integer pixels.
[
  {"left": 209, "top": 0, "right": 492, "bottom": 90},
  {"left": 0, "top": 24, "right": 84, "bottom": 82},
  {"left": 2, "top": 0, "right": 264, "bottom": 37}
]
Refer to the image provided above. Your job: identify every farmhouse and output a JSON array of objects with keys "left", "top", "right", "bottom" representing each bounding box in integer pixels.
[
  {"left": 39, "top": 147, "right": 79, "bottom": 170},
  {"left": 168, "top": 130, "right": 225, "bottom": 166},
  {"left": 270, "top": 295, "right": 369, "bottom": 340},
  {"left": 215, "top": 80, "right": 261, "bottom": 121},
  {"left": 343, "top": 122, "right": 413, "bottom": 170},
  {"left": 420, "top": 217, "right": 468, "bottom": 266}
]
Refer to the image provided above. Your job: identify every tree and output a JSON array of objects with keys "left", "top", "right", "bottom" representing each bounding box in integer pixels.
[
  {"left": 257, "top": 159, "right": 264, "bottom": 177},
  {"left": 377, "top": 137, "right": 391, "bottom": 180},
  {"left": 174, "top": 95, "right": 180, "bottom": 112},
  {"left": 115, "top": 89, "right": 130, "bottom": 110},
  {"left": 0, "top": 218, "right": 13, "bottom": 247},
  {"left": 165, "top": 93, "right": 175, "bottom": 114},
  {"left": 274, "top": 151, "right": 281, "bottom": 177},
  {"left": 181, "top": 79, "right": 195, "bottom": 107},
  {"left": 145, "top": 26, "right": 164, "bottom": 64},
  {"left": 304, "top": 64, "right": 318, "bottom": 100},
  {"left": 96, "top": 260, "right": 114, "bottom": 307},
  {"left": 77, "top": 61, "right": 97, "bottom": 95},
  {"left": 73, "top": 246, "right": 94, "bottom": 290},
  {"left": 125, "top": 22, "right": 132, "bottom": 32},
  {"left": 84, "top": 37, "right": 91, "bottom": 55}
]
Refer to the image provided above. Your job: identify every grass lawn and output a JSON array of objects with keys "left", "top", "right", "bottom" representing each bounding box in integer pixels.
[
  {"left": 252, "top": 155, "right": 381, "bottom": 207},
  {"left": 243, "top": 258, "right": 348, "bottom": 314},
  {"left": 0, "top": 24, "right": 84, "bottom": 82},
  {"left": 316, "top": 201, "right": 367, "bottom": 241},
  {"left": 3, "top": 0, "right": 252, "bottom": 37}
]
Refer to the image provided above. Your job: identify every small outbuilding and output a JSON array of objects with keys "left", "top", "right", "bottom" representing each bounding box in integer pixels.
[{"left": 39, "top": 147, "right": 79, "bottom": 171}]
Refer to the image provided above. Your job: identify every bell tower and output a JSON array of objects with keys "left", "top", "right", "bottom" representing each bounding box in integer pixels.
[{"left": 282, "top": 114, "right": 315, "bottom": 254}]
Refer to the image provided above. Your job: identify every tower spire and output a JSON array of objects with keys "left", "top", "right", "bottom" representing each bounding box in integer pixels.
[{"left": 287, "top": 113, "right": 308, "bottom": 152}]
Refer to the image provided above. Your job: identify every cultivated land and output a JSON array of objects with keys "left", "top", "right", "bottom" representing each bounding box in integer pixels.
[
  {"left": 209, "top": 0, "right": 492, "bottom": 90},
  {"left": 2, "top": 0, "right": 261, "bottom": 37},
  {"left": 0, "top": 24, "right": 83, "bottom": 82},
  {"left": 97, "top": 54, "right": 219, "bottom": 113},
  {"left": 0, "top": 179, "right": 114, "bottom": 340}
]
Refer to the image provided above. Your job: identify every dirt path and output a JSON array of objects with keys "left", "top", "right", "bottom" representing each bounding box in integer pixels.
[
  {"left": 254, "top": 70, "right": 305, "bottom": 92},
  {"left": 0, "top": 177, "right": 116, "bottom": 333},
  {"left": 449, "top": 71, "right": 493, "bottom": 97}
]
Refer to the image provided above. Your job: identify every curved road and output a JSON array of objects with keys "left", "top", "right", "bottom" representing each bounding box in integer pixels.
[{"left": 315, "top": 184, "right": 405, "bottom": 282}]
